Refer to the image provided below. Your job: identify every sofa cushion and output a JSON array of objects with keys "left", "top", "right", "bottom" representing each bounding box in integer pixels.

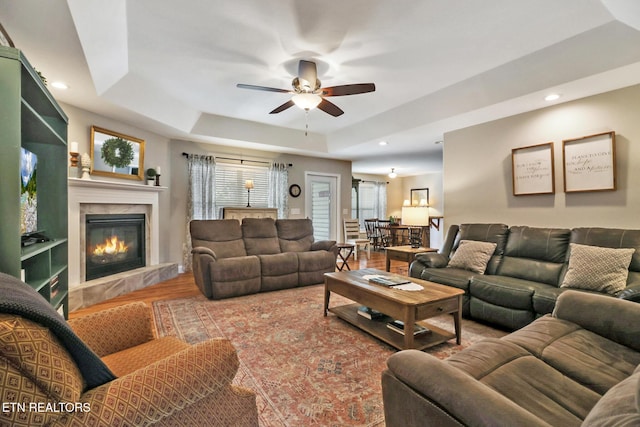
[
  {"left": 190, "top": 220, "right": 247, "bottom": 259},
  {"left": 582, "top": 372, "right": 640, "bottom": 427},
  {"left": 102, "top": 336, "right": 190, "bottom": 377},
  {"left": 276, "top": 219, "right": 314, "bottom": 252},
  {"left": 258, "top": 253, "right": 299, "bottom": 291},
  {"left": 446, "top": 338, "right": 599, "bottom": 426},
  {"left": 297, "top": 251, "right": 336, "bottom": 286},
  {"left": 242, "top": 218, "right": 281, "bottom": 255},
  {"left": 447, "top": 240, "right": 496, "bottom": 274},
  {"left": 571, "top": 228, "right": 640, "bottom": 272},
  {"left": 503, "top": 315, "right": 640, "bottom": 395},
  {"left": 470, "top": 275, "right": 550, "bottom": 310},
  {"left": 420, "top": 267, "right": 476, "bottom": 291},
  {"left": 209, "top": 256, "right": 262, "bottom": 299},
  {"left": 469, "top": 297, "right": 536, "bottom": 330},
  {"left": 561, "top": 243, "right": 635, "bottom": 295},
  {"left": 498, "top": 226, "right": 570, "bottom": 286},
  {"left": 455, "top": 224, "right": 509, "bottom": 275}
]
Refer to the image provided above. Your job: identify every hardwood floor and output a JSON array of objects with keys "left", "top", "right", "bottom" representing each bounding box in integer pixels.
[{"left": 69, "top": 249, "right": 408, "bottom": 318}]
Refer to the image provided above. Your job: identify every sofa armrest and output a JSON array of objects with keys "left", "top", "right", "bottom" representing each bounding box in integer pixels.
[
  {"left": 191, "top": 246, "right": 218, "bottom": 298},
  {"left": 553, "top": 290, "right": 640, "bottom": 352},
  {"left": 312, "top": 240, "right": 337, "bottom": 255},
  {"left": 618, "top": 284, "right": 640, "bottom": 303},
  {"left": 56, "top": 339, "right": 242, "bottom": 426},
  {"left": 384, "top": 350, "right": 551, "bottom": 427},
  {"left": 68, "top": 302, "right": 155, "bottom": 357},
  {"left": 192, "top": 245, "right": 217, "bottom": 260},
  {"left": 413, "top": 252, "right": 449, "bottom": 268}
]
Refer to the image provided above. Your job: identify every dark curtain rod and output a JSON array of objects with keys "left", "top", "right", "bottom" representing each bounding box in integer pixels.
[
  {"left": 182, "top": 152, "right": 291, "bottom": 167},
  {"left": 360, "top": 179, "right": 390, "bottom": 184}
]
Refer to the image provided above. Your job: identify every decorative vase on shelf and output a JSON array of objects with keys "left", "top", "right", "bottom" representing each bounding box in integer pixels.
[{"left": 80, "top": 153, "right": 91, "bottom": 180}]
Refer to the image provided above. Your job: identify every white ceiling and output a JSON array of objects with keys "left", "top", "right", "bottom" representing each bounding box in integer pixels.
[{"left": 2, "top": 0, "right": 640, "bottom": 176}]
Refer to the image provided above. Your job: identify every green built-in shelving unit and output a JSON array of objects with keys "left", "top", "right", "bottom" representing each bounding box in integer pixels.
[{"left": 0, "top": 46, "right": 69, "bottom": 318}]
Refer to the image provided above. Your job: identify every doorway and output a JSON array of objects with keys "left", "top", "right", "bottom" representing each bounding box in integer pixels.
[{"left": 305, "top": 173, "right": 340, "bottom": 242}]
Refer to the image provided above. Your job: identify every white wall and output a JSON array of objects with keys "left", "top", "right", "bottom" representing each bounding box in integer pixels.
[{"left": 443, "top": 84, "right": 640, "bottom": 230}]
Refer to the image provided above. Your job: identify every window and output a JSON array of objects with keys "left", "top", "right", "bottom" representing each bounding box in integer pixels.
[
  {"left": 352, "top": 181, "right": 387, "bottom": 229},
  {"left": 214, "top": 164, "right": 268, "bottom": 215}
]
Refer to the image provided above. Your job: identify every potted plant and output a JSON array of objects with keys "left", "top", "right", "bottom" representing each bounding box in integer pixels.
[{"left": 146, "top": 168, "right": 157, "bottom": 185}]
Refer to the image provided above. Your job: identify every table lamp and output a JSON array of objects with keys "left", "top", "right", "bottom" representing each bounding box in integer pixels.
[{"left": 401, "top": 205, "right": 430, "bottom": 248}]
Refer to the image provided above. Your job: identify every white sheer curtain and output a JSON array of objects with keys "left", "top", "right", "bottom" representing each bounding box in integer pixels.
[
  {"left": 183, "top": 154, "right": 216, "bottom": 271},
  {"left": 268, "top": 162, "right": 288, "bottom": 218},
  {"left": 373, "top": 182, "right": 387, "bottom": 220}
]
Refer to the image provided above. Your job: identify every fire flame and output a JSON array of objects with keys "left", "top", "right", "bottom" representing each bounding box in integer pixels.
[{"left": 93, "top": 236, "right": 128, "bottom": 256}]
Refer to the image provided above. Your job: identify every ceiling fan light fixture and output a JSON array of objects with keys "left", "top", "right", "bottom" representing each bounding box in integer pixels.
[{"left": 292, "top": 93, "right": 322, "bottom": 110}]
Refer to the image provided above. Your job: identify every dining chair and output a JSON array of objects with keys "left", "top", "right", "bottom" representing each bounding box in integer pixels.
[
  {"left": 343, "top": 218, "right": 370, "bottom": 260},
  {"left": 364, "top": 219, "right": 382, "bottom": 250}
]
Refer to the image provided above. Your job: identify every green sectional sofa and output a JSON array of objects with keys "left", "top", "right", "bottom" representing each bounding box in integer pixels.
[
  {"left": 410, "top": 223, "right": 640, "bottom": 330},
  {"left": 190, "top": 218, "right": 338, "bottom": 299}
]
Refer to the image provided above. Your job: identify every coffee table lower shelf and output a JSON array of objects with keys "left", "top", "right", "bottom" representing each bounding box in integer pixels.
[{"left": 329, "top": 303, "right": 457, "bottom": 351}]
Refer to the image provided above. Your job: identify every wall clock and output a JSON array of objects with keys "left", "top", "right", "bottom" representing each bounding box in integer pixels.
[{"left": 289, "top": 184, "right": 301, "bottom": 198}]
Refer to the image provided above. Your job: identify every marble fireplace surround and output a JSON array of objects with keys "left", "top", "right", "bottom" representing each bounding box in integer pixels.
[{"left": 68, "top": 178, "right": 177, "bottom": 310}]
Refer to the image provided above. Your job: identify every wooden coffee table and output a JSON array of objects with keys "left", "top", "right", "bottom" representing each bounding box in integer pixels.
[
  {"left": 385, "top": 245, "right": 437, "bottom": 272},
  {"left": 324, "top": 268, "right": 463, "bottom": 350}
]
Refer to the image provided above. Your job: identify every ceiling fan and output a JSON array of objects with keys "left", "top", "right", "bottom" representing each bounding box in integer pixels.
[{"left": 237, "top": 60, "right": 375, "bottom": 117}]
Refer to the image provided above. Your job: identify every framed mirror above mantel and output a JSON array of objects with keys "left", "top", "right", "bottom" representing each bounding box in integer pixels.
[{"left": 90, "top": 126, "right": 145, "bottom": 181}]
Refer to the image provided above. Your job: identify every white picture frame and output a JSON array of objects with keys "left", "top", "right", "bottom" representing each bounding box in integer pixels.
[
  {"left": 562, "top": 131, "right": 616, "bottom": 193},
  {"left": 511, "top": 142, "right": 555, "bottom": 196}
]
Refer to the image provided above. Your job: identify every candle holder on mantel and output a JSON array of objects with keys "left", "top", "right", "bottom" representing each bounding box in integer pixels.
[
  {"left": 69, "top": 152, "right": 79, "bottom": 167},
  {"left": 155, "top": 174, "right": 161, "bottom": 186},
  {"left": 69, "top": 152, "right": 80, "bottom": 178}
]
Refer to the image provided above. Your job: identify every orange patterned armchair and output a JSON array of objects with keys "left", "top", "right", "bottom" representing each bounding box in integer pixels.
[{"left": 0, "top": 273, "right": 258, "bottom": 426}]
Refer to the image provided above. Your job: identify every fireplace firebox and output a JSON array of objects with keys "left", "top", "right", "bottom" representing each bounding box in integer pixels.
[{"left": 85, "top": 214, "right": 146, "bottom": 280}]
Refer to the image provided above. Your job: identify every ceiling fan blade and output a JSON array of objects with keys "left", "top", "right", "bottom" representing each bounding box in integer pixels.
[
  {"left": 237, "top": 83, "right": 291, "bottom": 94},
  {"left": 322, "top": 83, "right": 376, "bottom": 97},
  {"left": 298, "top": 60, "right": 318, "bottom": 90},
  {"left": 317, "top": 98, "right": 344, "bottom": 117},
  {"left": 269, "top": 100, "right": 295, "bottom": 114}
]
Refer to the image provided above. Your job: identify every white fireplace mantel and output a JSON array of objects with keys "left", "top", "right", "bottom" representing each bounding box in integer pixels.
[{"left": 68, "top": 178, "right": 166, "bottom": 288}]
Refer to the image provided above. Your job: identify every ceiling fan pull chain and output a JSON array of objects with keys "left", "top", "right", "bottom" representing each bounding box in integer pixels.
[{"left": 305, "top": 110, "right": 309, "bottom": 136}]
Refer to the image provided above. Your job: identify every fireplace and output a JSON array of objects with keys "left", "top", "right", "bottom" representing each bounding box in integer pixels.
[{"left": 85, "top": 214, "right": 146, "bottom": 280}]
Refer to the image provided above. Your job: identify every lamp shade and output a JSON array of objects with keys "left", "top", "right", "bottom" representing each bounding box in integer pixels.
[
  {"left": 401, "top": 206, "right": 429, "bottom": 226},
  {"left": 244, "top": 180, "right": 254, "bottom": 190}
]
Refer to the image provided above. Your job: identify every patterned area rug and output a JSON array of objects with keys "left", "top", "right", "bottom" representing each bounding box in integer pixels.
[{"left": 152, "top": 285, "right": 506, "bottom": 426}]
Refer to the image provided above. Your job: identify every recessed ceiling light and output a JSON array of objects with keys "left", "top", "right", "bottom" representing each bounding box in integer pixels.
[
  {"left": 379, "top": 141, "right": 388, "bottom": 146},
  {"left": 51, "top": 81, "right": 69, "bottom": 90},
  {"left": 544, "top": 93, "right": 560, "bottom": 101}
]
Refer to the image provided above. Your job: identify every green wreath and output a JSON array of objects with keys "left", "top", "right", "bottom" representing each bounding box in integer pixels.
[{"left": 101, "top": 137, "right": 134, "bottom": 168}]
